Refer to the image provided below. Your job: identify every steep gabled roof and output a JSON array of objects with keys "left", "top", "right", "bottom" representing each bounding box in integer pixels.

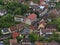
[
  {"left": 10, "top": 26, "right": 17, "bottom": 32},
  {"left": 12, "top": 32, "right": 19, "bottom": 38},
  {"left": 27, "top": 13, "right": 37, "bottom": 21}
]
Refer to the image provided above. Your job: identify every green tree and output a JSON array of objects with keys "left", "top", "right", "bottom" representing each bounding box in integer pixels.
[
  {"left": 0, "top": 0, "right": 4, "bottom": 5},
  {"left": 0, "top": 14, "right": 15, "bottom": 28},
  {"left": 48, "top": 17, "right": 60, "bottom": 31},
  {"left": 48, "top": 13, "right": 58, "bottom": 20},
  {"left": 1, "top": 14, "right": 14, "bottom": 22},
  {"left": 29, "top": 32, "right": 39, "bottom": 43},
  {"left": 54, "top": 17, "right": 60, "bottom": 31},
  {"left": 39, "top": 36, "right": 47, "bottom": 42},
  {"left": 0, "top": 29, "right": 3, "bottom": 36},
  {"left": 14, "top": 8, "right": 21, "bottom": 15},
  {"left": 3, "top": 39, "right": 10, "bottom": 45},
  {"left": 6, "top": 2, "right": 15, "bottom": 10},
  {"left": 55, "top": 2, "right": 60, "bottom": 9},
  {"left": 21, "top": 4, "right": 29, "bottom": 15},
  {"left": 33, "top": 0, "right": 40, "bottom": 3},
  {"left": 47, "top": 33, "right": 59, "bottom": 42},
  {"left": 17, "top": 35, "right": 24, "bottom": 42}
]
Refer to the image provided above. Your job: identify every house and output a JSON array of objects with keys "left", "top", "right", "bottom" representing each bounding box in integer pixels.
[
  {"left": 46, "top": 24, "right": 57, "bottom": 31},
  {"left": 36, "top": 19, "right": 47, "bottom": 36},
  {"left": 40, "top": 0, "right": 45, "bottom": 5},
  {"left": 54, "top": 0, "right": 60, "bottom": 2},
  {"left": 21, "top": 28, "right": 31, "bottom": 35},
  {"left": 39, "top": 0, "right": 48, "bottom": 17},
  {"left": 41, "top": 28, "right": 54, "bottom": 36},
  {"left": 29, "top": 5, "right": 40, "bottom": 12},
  {"left": 0, "top": 10, "right": 6, "bottom": 16},
  {"left": 39, "top": 6, "right": 48, "bottom": 16},
  {"left": 38, "top": 19, "right": 46, "bottom": 29},
  {"left": 29, "top": 19, "right": 39, "bottom": 33},
  {"left": 0, "top": 41, "right": 4, "bottom": 45},
  {"left": 37, "top": 24, "right": 56, "bottom": 36},
  {"left": 44, "top": 0, "right": 50, "bottom": 2},
  {"left": 30, "top": 25, "right": 37, "bottom": 31},
  {"left": 9, "top": 26, "right": 17, "bottom": 32},
  {"left": 38, "top": 24, "right": 57, "bottom": 36},
  {"left": 50, "top": 0, "right": 60, "bottom": 2},
  {"left": 25, "top": 13, "right": 30, "bottom": 17},
  {"left": 16, "top": 23, "right": 24, "bottom": 31},
  {"left": 12, "top": 32, "right": 19, "bottom": 38},
  {"left": 39, "top": 8, "right": 48, "bottom": 16},
  {"left": 55, "top": 32, "right": 60, "bottom": 34},
  {"left": 39, "top": 5, "right": 45, "bottom": 10},
  {"left": 9, "top": 23, "right": 24, "bottom": 32},
  {"left": 48, "top": 9, "right": 59, "bottom": 21},
  {"left": 29, "top": 2, "right": 48, "bottom": 17},
  {"left": 36, "top": 28, "right": 54, "bottom": 36},
  {"left": 29, "top": 25, "right": 38, "bottom": 33},
  {"left": 24, "top": 13, "right": 37, "bottom": 25},
  {"left": 35, "top": 41, "right": 47, "bottom": 45},
  {"left": 1, "top": 28, "right": 11, "bottom": 34},
  {"left": 0, "top": 34, "right": 11, "bottom": 40},
  {"left": 50, "top": 3, "right": 56, "bottom": 8},
  {"left": 29, "top": 1, "right": 38, "bottom": 6},
  {"left": 42, "top": 9, "right": 58, "bottom": 22},
  {"left": 29, "top": 19, "right": 39, "bottom": 30},
  {"left": 39, "top": 0, "right": 49, "bottom": 6},
  {"left": 9, "top": 39, "right": 18, "bottom": 45},
  {"left": 14, "top": 15, "right": 24, "bottom": 22},
  {"left": 35, "top": 41, "right": 60, "bottom": 45},
  {"left": 0, "top": 10, "right": 7, "bottom": 16},
  {"left": 48, "top": 41, "right": 59, "bottom": 45},
  {"left": 35, "top": 41, "right": 44, "bottom": 45},
  {"left": 49, "top": 9, "right": 59, "bottom": 16},
  {"left": 21, "top": 37, "right": 32, "bottom": 45},
  {"left": 29, "top": 2, "right": 47, "bottom": 12}
]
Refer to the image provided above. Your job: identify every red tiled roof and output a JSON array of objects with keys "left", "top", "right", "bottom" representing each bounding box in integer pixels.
[
  {"left": 40, "top": 0, "right": 44, "bottom": 5},
  {"left": 12, "top": 32, "right": 19, "bottom": 38},
  {"left": 10, "top": 23, "right": 24, "bottom": 32},
  {"left": 27, "top": 13, "right": 37, "bottom": 21},
  {"left": 30, "top": 25, "right": 35, "bottom": 30},
  {"left": 10, "top": 26, "right": 17, "bottom": 31},
  {"left": 30, "top": 25, "right": 37, "bottom": 30},
  {"left": 40, "top": 0, "right": 44, "bottom": 3},
  {"left": 16, "top": 23, "right": 24, "bottom": 29},
  {"left": 35, "top": 41, "right": 44, "bottom": 45},
  {"left": 42, "top": 4, "right": 48, "bottom": 7}
]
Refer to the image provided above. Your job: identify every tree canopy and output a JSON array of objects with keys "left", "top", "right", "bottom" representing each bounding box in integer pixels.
[
  {"left": 0, "top": 14, "right": 19, "bottom": 28},
  {"left": 28, "top": 32, "right": 39, "bottom": 43}
]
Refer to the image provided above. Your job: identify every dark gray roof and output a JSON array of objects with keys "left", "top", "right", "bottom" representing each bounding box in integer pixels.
[
  {"left": 2, "top": 28, "right": 9, "bottom": 33},
  {"left": 46, "top": 24, "right": 57, "bottom": 29},
  {"left": 22, "top": 38, "right": 30, "bottom": 42}
]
